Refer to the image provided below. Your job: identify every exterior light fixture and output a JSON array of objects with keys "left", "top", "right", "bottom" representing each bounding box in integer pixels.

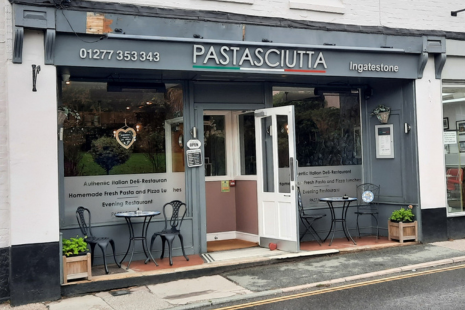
[
  {"left": 62, "top": 74, "right": 71, "bottom": 85},
  {"left": 451, "top": 8, "right": 465, "bottom": 16}
]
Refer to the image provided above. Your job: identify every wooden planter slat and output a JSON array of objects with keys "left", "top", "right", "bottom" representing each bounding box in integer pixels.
[
  {"left": 63, "top": 253, "right": 92, "bottom": 284},
  {"left": 388, "top": 220, "right": 418, "bottom": 243}
]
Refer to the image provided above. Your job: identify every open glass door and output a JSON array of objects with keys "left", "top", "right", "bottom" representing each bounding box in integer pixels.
[{"left": 255, "top": 105, "right": 299, "bottom": 252}]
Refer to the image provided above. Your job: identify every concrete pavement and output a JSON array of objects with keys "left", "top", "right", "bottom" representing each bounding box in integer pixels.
[{"left": 2, "top": 239, "right": 465, "bottom": 310}]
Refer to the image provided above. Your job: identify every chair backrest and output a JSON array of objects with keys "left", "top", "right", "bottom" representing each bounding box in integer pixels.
[
  {"left": 297, "top": 187, "right": 305, "bottom": 216},
  {"left": 76, "top": 206, "right": 93, "bottom": 237},
  {"left": 356, "top": 183, "right": 380, "bottom": 207},
  {"left": 162, "top": 200, "right": 187, "bottom": 231}
]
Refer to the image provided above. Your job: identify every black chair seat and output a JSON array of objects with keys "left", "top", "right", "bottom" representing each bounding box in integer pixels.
[
  {"left": 76, "top": 207, "right": 120, "bottom": 274},
  {"left": 354, "top": 211, "right": 378, "bottom": 215},
  {"left": 301, "top": 214, "right": 326, "bottom": 220}
]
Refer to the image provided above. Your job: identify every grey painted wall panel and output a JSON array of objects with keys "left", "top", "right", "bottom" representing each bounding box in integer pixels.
[{"left": 194, "top": 82, "right": 265, "bottom": 104}]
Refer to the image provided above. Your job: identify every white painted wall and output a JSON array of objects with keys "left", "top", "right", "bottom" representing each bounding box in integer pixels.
[
  {"left": 89, "top": 0, "right": 465, "bottom": 32},
  {"left": 0, "top": 0, "right": 11, "bottom": 249},
  {"left": 7, "top": 30, "right": 59, "bottom": 245},
  {"left": 416, "top": 56, "right": 446, "bottom": 210}
]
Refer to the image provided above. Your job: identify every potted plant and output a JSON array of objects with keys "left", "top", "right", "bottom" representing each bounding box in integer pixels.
[
  {"left": 62, "top": 236, "right": 92, "bottom": 283},
  {"left": 371, "top": 104, "right": 391, "bottom": 124},
  {"left": 388, "top": 205, "right": 418, "bottom": 243}
]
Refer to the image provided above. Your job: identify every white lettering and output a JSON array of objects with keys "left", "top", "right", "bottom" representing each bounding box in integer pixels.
[
  {"left": 254, "top": 48, "right": 264, "bottom": 66},
  {"left": 314, "top": 52, "right": 327, "bottom": 69},
  {"left": 306, "top": 51, "right": 314, "bottom": 69},
  {"left": 231, "top": 47, "right": 240, "bottom": 65},
  {"left": 239, "top": 48, "right": 254, "bottom": 66},
  {"left": 220, "top": 46, "right": 230, "bottom": 65},
  {"left": 265, "top": 49, "right": 280, "bottom": 67},
  {"left": 285, "top": 50, "right": 297, "bottom": 68},
  {"left": 204, "top": 46, "right": 219, "bottom": 64},
  {"left": 193, "top": 45, "right": 205, "bottom": 64}
]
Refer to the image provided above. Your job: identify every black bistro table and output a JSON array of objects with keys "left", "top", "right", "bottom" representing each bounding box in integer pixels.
[
  {"left": 115, "top": 211, "right": 161, "bottom": 269},
  {"left": 319, "top": 197, "right": 357, "bottom": 246}
]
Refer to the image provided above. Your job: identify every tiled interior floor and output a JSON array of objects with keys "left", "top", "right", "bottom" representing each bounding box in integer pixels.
[{"left": 73, "top": 235, "right": 408, "bottom": 284}]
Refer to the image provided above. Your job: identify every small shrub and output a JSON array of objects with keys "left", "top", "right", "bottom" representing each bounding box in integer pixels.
[
  {"left": 390, "top": 205, "right": 415, "bottom": 222},
  {"left": 62, "top": 236, "right": 88, "bottom": 257}
]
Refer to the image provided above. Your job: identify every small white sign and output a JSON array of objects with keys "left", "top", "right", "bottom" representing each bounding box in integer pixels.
[
  {"left": 186, "top": 139, "right": 201, "bottom": 149},
  {"left": 444, "top": 131, "right": 458, "bottom": 145}
]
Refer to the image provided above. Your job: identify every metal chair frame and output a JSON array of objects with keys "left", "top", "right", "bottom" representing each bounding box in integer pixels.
[
  {"left": 298, "top": 187, "right": 326, "bottom": 245},
  {"left": 76, "top": 206, "right": 120, "bottom": 274},
  {"left": 147, "top": 200, "right": 189, "bottom": 266},
  {"left": 354, "top": 183, "right": 380, "bottom": 239}
]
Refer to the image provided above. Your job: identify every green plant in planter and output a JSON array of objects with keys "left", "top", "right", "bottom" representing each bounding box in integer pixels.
[
  {"left": 390, "top": 205, "right": 415, "bottom": 223},
  {"left": 62, "top": 236, "right": 88, "bottom": 257}
]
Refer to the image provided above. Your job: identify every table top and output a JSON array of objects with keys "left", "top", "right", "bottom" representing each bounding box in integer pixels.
[
  {"left": 115, "top": 211, "right": 161, "bottom": 217},
  {"left": 319, "top": 197, "right": 357, "bottom": 202}
]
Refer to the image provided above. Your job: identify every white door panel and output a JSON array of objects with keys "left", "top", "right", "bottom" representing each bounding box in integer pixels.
[{"left": 255, "top": 105, "right": 299, "bottom": 252}]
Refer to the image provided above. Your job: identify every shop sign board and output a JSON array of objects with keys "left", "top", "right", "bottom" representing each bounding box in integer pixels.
[
  {"left": 63, "top": 173, "right": 185, "bottom": 227},
  {"left": 54, "top": 34, "right": 419, "bottom": 79}
]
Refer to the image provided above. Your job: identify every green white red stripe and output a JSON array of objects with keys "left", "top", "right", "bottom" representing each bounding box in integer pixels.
[{"left": 193, "top": 65, "right": 326, "bottom": 73}]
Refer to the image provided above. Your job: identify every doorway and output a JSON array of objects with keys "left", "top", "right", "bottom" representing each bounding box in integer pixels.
[{"left": 203, "top": 107, "right": 299, "bottom": 254}]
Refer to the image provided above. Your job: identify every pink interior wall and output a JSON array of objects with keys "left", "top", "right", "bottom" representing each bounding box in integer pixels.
[
  {"left": 235, "top": 180, "right": 258, "bottom": 235},
  {"left": 205, "top": 181, "right": 236, "bottom": 233}
]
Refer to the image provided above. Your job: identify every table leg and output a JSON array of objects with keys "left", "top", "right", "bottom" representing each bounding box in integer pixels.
[
  {"left": 125, "top": 218, "right": 137, "bottom": 270},
  {"left": 142, "top": 216, "right": 158, "bottom": 266},
  {"left": 120, "top": 217, "right": 134, "bottom": 268},
  {"left": 342, "top": 202, "right": 357, "bottom": 245},
  {"left": 323, "top": 201, "right": 336, "bottom": 243}
]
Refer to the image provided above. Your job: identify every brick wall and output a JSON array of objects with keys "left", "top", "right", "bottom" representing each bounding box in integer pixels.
[
  {"left": 0, "top": 0, "right": 10, "bottom": 249},
  {"left": 91, "top": 0, "right": 465, "bottom": 33}
]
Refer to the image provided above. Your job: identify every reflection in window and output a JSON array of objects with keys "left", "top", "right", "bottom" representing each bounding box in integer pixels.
[
  {"left": 443, "top": 85, "right": 465, "bottom": 214},
  {"left": 204, "top": 115, "right": 226, "bottom": 176},
  {"left": 273, "top": 87, "right": 362, "bottom": 207},
  {"left": 273, "top": 88, "right": 361, "bottom": 167},
  {"left": 239, "top": 113, "right": 256, "bottom": 175},
  {"left": 61, "top": 82, "right": 184, "bottom": 176}
]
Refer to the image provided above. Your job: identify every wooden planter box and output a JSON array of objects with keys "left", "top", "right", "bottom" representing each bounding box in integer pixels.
[
  {"left": 388, "top": 220, "right": 418, "bottom": 243},
  {"left": 63, "top": 253, "right": 92, "bottom": 284}
]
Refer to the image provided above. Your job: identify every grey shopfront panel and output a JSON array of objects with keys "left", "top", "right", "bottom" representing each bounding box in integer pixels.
[{"left": 54, "top": 34, "right": 420, "bottom": 79}]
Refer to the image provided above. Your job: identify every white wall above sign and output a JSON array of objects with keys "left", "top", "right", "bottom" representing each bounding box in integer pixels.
[{"left": 186, "top": 139, "right": 201, "bottom": 149}]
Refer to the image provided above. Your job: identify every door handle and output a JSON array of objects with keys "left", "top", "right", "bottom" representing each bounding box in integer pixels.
[{"left": 290, "top": 157, "right": 294, "bottom": 181}]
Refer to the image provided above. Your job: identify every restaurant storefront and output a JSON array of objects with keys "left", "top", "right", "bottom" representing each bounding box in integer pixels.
[{"left": 5, "top": 1, "right": 447, "bottom": 305}]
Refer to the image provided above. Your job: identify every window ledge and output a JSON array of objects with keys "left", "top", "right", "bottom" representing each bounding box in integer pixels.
[
  {"left": 289, "top": 0, "right": 345, "bottom": 14},
  {"left": 201, "top": 0, "right": 254, "bottom": 4}
]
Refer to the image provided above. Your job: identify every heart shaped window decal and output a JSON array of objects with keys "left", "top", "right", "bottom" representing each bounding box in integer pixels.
[{"left": 115, "top": 127, "right": 136, "bottom": 149}]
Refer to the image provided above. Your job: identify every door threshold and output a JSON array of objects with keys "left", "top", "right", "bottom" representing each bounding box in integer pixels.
[{"left": 201, "top": 246, "right": 338, "bottom": 263}]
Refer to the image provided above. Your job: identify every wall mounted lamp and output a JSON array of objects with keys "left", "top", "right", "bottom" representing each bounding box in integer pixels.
[
  {"left": 62, "top": 74, "right": 71, "bottom": 85},
  {"left": 451, "top": 8, "right": 465, "bottom": 16}
]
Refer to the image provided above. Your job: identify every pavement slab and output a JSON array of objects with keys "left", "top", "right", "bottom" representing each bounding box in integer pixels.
[
  {"left": 224, "top": 244, "right": 465, "bottom": 291},
  {"left": 48, "top": 295, "right": 113, "bottom": 310},
  {"left": 0, "top": 302, "right": 47, "bottom": 310},
  {"left": 148, "top": 275, "right": 252, "bottom": 305},
  {"left": 96, "top": 287, "right": 171, "bottom": 310}
]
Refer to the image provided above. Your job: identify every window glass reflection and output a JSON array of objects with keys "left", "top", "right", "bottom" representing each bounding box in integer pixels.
[{"left": 443, "top": 85, "right": 465, "bottom": 214}]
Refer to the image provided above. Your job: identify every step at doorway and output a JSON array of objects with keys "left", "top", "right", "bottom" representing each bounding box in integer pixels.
[{"left": 207, "top": 239, "right": 258, "bottom": 252}]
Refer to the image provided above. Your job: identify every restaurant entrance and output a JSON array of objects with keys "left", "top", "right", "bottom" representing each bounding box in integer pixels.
[{"left": 203, "top": 105, "right": 300, "bottom": 255}]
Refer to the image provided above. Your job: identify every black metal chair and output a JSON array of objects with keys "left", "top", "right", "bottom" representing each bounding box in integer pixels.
[
  {"left": 76, "top": 206, "right": 120, "bottom": 274},
  {"left": 354, "top": 183, "right": 381, "bottom": 239},
  {"left": 298, "top": 187, "right": 326, "bottom": 245},
  {"left": 148, "top": 200, "right": 189, "bottom": 266}
]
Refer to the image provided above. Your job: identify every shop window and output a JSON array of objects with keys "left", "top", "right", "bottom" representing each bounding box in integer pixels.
[
  {"left": 443, "top": 84, "right": 465, "bottom": 215},
  {"left": 238, "top": 113, "right": 256, "bottom": 175},
  {"left": 60, "top": 81, "right": 185, "bottom": 227},
  {"left": 273, "top": 87, "right": 362, "bottom": 207},
  {"left": 204, "top": 114, "right": 227, "bottom": 177}
]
